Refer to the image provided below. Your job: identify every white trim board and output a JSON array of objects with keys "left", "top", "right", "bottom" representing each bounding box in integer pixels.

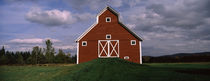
[
  {"left": 139, "top": 41, "right": 142, "bottom": 64},
  {"left": 76, "top": 42, "right": 79, "bottom": 64}
]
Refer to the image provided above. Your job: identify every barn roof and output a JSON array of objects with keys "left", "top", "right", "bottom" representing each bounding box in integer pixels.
[{"left": 76, "top": 6, "right": 143, "bottom": 42}]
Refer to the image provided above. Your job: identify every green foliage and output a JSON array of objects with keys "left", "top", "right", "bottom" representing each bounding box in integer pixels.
[
  {"left": 55, "top": 50, "right": 73, "bottom": 63},
  {"left": 0, "top": 46, "right": 5, "bottom": 57},
  {"left": 143, "top": 56, "right": 151, "bottom": 62},
  {"left": 45, "top": 40, "right": 55, "bottom": 63},
  {"left": 71, "top": 54, "right": 77, "bottom": 63},
  {"left": 55, "top": 49, "right": 66, "bottom": 63},
  {"left": 0, "top": 46, "right": 7, "bottom": 65},
  {"left": 0, "top": 55, "right": 8, "bottom": 64},
  {"left": 16, "top": 53, "right": 24, "bottom": 64},
  {"left": 31, "top": 46, "right": 45, "bottom": 64},
  {"left": 0, "top": 40, "right": 76, "bottom": 65}
]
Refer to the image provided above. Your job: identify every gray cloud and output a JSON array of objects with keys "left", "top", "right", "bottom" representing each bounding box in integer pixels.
[
  {"left": 5, "top": 38, "right": 76, "bottom": 52},
  {"left": 25, "top": 8, "right": 76, "bottom": 26},
  {"left": 2, "top": 0, "right": 210, "bottom": 56},
  {"left": 121, "top": 0, "right": 210, "bottom": 56},
  {"left": 64, "top": 0, "right": 123, "bottom": 10},
  {"left": 9, "top": 38, "right": 61, "bottom": 44},
  {"left": 25, "top": 7, "right": 94, "bottom": 26}
]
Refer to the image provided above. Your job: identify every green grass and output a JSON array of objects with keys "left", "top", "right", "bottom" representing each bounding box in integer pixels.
[{"left": 1, "top": 58, "right": 210, "bottom": 81}]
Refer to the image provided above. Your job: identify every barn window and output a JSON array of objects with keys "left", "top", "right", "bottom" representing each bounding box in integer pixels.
[
  {"left": 124, "top": 56, "right": 129, "bottom": 59},
  {"left": 82, "top": 41, "right": 87, "bottom": 46},
  {"left": 106, "top": 34, "right": 111, "bottom": 39},
  {"left": 131, "top": 40, "right": 136, "bottom": 45},
  {"left": 106, "top": 17, "right": 111, "bottom": 22}
]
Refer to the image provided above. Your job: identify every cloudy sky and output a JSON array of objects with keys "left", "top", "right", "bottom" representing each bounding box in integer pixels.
[{"left": 0, "top": 0, "right": 210, "bottom": 56}]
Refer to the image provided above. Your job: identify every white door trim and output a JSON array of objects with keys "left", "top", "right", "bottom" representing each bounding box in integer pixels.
[
  {"left": 98, "top": 40, "right": 119, "bottom": 58},
  {"left": 99, "top": 41, "right": 108, "bottom": 56},
  {"left": 139, "top": 41, "right": 142, "bottom": 64},
  {"left": 76, "top": 42, "right": 79, "bottom": 64}
]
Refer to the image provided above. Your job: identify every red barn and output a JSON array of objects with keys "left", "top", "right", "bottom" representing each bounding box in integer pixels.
[{"left": 76, "top": 6, "right": 143, "bottom": 64}]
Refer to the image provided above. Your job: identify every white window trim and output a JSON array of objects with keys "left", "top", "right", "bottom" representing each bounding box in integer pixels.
[
  {"left": 106, "top": 17, "right": 111, "bottom": 22},
  {"left": 106, "top": 34, "right": 111, "bottom": 39},
  {"left": 82, "top": 41, "right": 87, "bottom": 46},
  {"left": 124, "top": 56, "right": 129, "bottom": 59},
  {"left": 131, "top": 40, "right": 136, "bottom": 45}
]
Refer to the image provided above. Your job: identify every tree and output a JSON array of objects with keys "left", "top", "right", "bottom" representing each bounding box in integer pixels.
[
  {"left": 143, "top": 56, "right": 151, "bottom": 63},
  {"left": 39, "top": 49, "right": 46, "bottom": 64},
  {"left": 31, "top": 46, "right": 38, "bottom": 64},
  {"left": 0, "top": 46, "right": 7, "bottom": 65},
  {"left": 6, "top": 51, "right": 16, "bottom": 64},
  {"left": 71, "top": 54, "right": 77, "bottom": 63},
  {"left": 17, "top": 53, "right": 24, "bottom": 64},
  {"left": 55, "top": 49, "right": 66, "bottom": 63},
  {"left": 31, "top": 46, "right": 45, "bottom": 64},
  {"left": 22, "top": 51, "right": 31, "bottom": 63},
  {"left": 0, "top": 46, "right": 5, "bottom": 57},
  {"left": 45, "top": 39, "right": 55, "bottom": 63},
  {"left": 66, "top": 52, "right": 72, "bottom": 63}
]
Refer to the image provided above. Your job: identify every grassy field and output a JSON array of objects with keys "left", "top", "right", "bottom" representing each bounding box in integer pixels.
[{"left": 0, "top": 58, "right": 210, "bottom": 81}]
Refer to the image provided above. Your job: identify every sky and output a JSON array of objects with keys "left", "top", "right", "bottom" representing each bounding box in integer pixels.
[{"left": 0, "top": 0, "right": 210, "bottom": 56}]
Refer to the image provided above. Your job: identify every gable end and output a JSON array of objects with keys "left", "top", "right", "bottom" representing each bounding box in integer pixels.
[{"left": 76, "top": 6, "right": 143, "bottom": 42}]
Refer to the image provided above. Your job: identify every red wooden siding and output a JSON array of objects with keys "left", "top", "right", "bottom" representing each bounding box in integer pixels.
[{"left": 77, "top": 7, "right": 142, "bottom": 64}]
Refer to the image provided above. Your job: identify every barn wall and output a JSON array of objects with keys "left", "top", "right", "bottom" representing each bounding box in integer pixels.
[{"left": 78, "top": 9, "right": 141, "bottom": 64}]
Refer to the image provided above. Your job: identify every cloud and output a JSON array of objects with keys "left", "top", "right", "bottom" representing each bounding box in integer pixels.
[
  {"left": 25, "top": 7, "right": 76, "bottom": 26},
  {"left": 124, "top": 0, "right": 210, "bottom": 31},
  {"left": 126, "top": 24, "right": 136, "bottom": 29},
  {"left": 25, "top": 7, "right": 95, "bottom": 26},
  {"left": 45, "top": 38, "right": 61, "bottom": 43},
  {"left": 74, "top": 13, "right": 95, "bottom": 22},
  {"left": 9, "top": 38, "right": 60, "bottom": 44},
  {"left": 0, "top": 45, "right": 10, "bottom": 49},
  {"left": 10, "top": 38, "right": 43, "bottom": 44},
  {"left": 7, "top": 38, "right": 73, "bottom": 52},
  {"left": 2, "top": 0, "right": 210, "bottom": 56},
  {"left": 64, "top": 0, "right": 123, "bottom": 10},
  {"left": 3, "top": 0, "right": 38, "bottom": 3},
  {"left": 126, "top": 0, "right": 142, "bottom": 7},
  {"left": 54, "top": 45, "right": 76, "bottom": 50},
  {"left": 120, "top": 0, "right": 210, "bottom": 56}
]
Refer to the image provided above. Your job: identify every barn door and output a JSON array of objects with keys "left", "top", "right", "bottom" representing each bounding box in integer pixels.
[{"left": 98, "top": 40, "right": 119, "bottom": 58}]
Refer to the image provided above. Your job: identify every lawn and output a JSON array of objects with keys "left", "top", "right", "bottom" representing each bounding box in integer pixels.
[{"left": 0, "top": 58, "right": 210, "bottom": 81}]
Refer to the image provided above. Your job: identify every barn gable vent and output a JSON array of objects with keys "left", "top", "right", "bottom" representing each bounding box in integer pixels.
[{"left": 106, "top": 17, "right": 111, "bottom": 22}]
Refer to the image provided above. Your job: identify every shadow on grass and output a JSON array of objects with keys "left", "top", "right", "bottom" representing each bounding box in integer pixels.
[{"left": 175, "top": 69, "right": 210, "bottom": 75}]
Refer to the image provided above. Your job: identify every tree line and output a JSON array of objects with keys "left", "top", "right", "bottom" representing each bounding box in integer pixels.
[
  {"left": 143, "top": 52, "right": 210, "bottom": 63},
  {"left": 0, "top": 39, "right": 76, "bottom": 65}
]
